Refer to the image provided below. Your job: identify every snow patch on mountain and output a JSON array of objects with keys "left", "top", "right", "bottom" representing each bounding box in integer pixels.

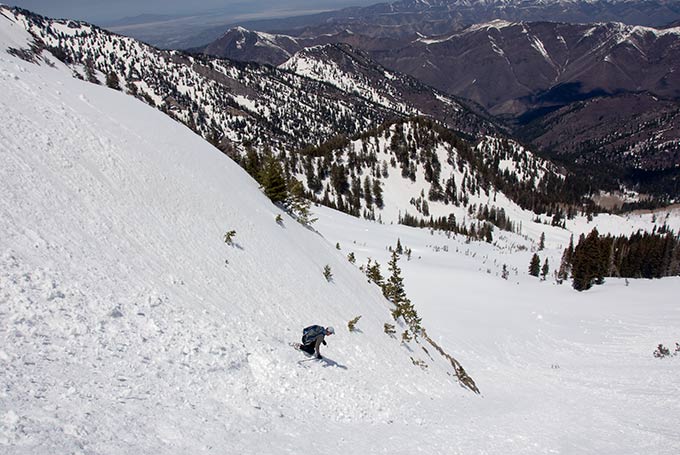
[{"left": 281, "top": 47, "right": 417, "bottom": 114}]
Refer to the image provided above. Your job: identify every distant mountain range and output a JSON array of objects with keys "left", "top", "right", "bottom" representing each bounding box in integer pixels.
[
  {"left": 199, "top": 19, "right": 680, "bottom": 183},
  {"left": 203, "top": 20, "right": 680, "bottom": 117},
  {"left": 9, "top": 6, "right": 556, "bottom": 220},
  {"left": 107, "top": 0, "right": 680, "bottom": 50},
  {"left": 6, "top": 4, "right": 680, "bottom": 203},
  {"left": 257, "top": 0, "right": 680, "bottom": 37},
  {"left": 375, "top": 21, "right": 680, "bottom": 117}
]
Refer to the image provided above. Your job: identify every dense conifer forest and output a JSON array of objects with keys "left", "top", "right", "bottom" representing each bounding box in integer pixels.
[{"left": 558, "top": 227, "right": 680, "bottom": 291}]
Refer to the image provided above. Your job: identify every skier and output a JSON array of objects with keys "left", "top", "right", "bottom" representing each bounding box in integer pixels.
[{"left": 299, "top": 325, "right": 335, "bottom": 359}]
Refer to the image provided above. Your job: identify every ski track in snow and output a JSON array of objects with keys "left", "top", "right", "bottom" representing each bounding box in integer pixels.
[{"left": 314, "top": 205, "right": 680, "bottom": 455}]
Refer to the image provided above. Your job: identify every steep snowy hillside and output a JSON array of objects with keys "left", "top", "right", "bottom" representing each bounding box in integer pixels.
[{"left": 0, "top": 12, "right": 477, "bottom": 454}]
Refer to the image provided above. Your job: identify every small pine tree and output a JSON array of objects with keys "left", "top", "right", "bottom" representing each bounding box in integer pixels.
[
  {"left": 571, "top": 229, "right": 603, "bottom": 291},
  {"left": 529, "top": 253, "right": 541, "bottom": 277},
  {"left": 126, "top": 81, "right": 138, "bottom": 96},
  {"left": 84, "top": 59, "right": 99, "bottom": 84},
  {"left": 106, "top": 71, "right": 121, "bottom": 90},
  {"left": 385, "top": 251, "right": 422, "bottom": 335},
  {"left": 538, "top": 232, "right": 545, "bottom": 251},
  {"left": 384, "top": 323, "right": 396, "bottom": 336},
  {"left": 260, "top": 153, "right": 287, "bottom": 203},
  {"left": 347, "top": 252, "right": 356, "bottom": 264},
  {"left": 541, "top": 258, "right": 550, "bottom": 281},
  {"left": 365, "top": 258, "right": 384, "bottom": 287},
  {"left": 275, "top": 214, "right": 283, "bottom": 224},
  {"left": 557, "top": 245, "right": 572, "bottom": 283},
  {"left": 348, "top": 315, "right": 362, "bottom": 332},
  {"left": 501, "top": 264, "right": 509, "bottom": 280},
  {"left": 336, "top": 242, "right": 341, "bottom": 250},
  {"left": 323, "top": 265, "right": 333, "bottom": 282},
  {"left": 384, "top": 251, "right": 408, "bottom": 305},
  {"left": 653, "top": 344, "right": 671, "bottom": 358},
  {"left": 396, "top": 238, "right": 403, "bottom": 254},
  {"left": 287, "top": 179, "right": 316, "bottom": 225},
  {"left": 224, "top": 230, "right": 236, "bottom": 245}
]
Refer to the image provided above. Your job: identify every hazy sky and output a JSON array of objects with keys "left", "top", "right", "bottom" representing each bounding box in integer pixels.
[{"left": 7, "top": 0, "right": 380, "bottom": 23}]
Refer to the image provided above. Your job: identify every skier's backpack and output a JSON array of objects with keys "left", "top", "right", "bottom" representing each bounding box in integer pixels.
[{"left": 302, "top": 325, "right": 324, "bottom": 345}]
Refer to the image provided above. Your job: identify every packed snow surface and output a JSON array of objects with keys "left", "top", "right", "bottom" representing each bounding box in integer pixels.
[
  {"left": 0, "top": 14, "right": 466, "bottom": 454},
  {"left": 1, "top": 10, "right": 680, "bottom": 455},
  {"left": 314, "top": 205, "right": 680, "bottom": 454}
]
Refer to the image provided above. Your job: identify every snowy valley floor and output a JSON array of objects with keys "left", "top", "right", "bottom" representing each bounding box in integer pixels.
[{"left": 314, "top": 205, "right": 680, "bottom": 454}]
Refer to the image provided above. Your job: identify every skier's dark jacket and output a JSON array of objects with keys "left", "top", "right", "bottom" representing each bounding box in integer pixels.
[
  {"left": 302, "top": 325, "right": 326, "bottom": 345},
  {"left": 301, "top": 325, "right": 327, "bottom": 357}
]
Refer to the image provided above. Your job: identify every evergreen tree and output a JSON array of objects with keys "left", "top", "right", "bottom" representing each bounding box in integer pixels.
[
  {"left": 350, "top": 175, "right": 362, "bottom": 213},
  {"left": 501, "top": 264, "right": 509, "bottom": 280},
  {"left": 557, "top": 234, "right": 575, "bottom": 283},
  {"left": 384, "top": 323, "right": 396, "bottom": 336},
  {"left": 384, "top": 251, "right": 421, "bottom": 335},
  {"left": 260, "top": 154, "right": 287, "bottom": 203},
  {"left": 529, "top": 253, "right": 541, "bottom": 277},
  {"left": 365, "top": 258, "right": 384, "bottom": 288},
  {"left": 372, "top": 178, "right": 384, "bottom": 209},
  {"left": 538, "top": 232, "right": 545, "bottom": 251},
  {"left": 106, "top": 71, "right": 120, "bottom": 90},
  {"left": 84, "top": 59, "right": 99, "bottom": 84},
  {"left": 363, "top": 176, "right": 373, "bottom": 208},
  {"left": 287, "top": 179, "right": 316, "bottom": 225},
  {"left": 223, "top": 230, "right": 236, "bottom": 245},
  {"left": 244, "top": 147, "right": 262, "bottom": 181},
  {"left": 541, "top": 258, "right": 550, "bottom": 281},
  {"left": 384, "top": 251, "right": 406, "bottom": 304},
  {"left": 572, "top": 229, "right": 601, "bottom": 291}
]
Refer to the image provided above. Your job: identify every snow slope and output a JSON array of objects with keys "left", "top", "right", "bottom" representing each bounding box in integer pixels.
[
  {"left": 0, "top": 13, "right": 474, "bottom": 454},
  {"left": 2, "top": 7, "right": 679, "bottom": 455},
  {"left": 314, "top": 204, "right": 680, "bottom": 454}
]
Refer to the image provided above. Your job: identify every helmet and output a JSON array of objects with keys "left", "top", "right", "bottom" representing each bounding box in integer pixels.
[{"left": 326, "top": 326, "right": 335, "bottom": 335}]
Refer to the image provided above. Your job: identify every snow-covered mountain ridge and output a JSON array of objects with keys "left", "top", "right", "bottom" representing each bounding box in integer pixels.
[
  {"left": 213, "top": 0, "right": 680, "bottom": 44},
  {"left": 10, "top": 7, "right": 579, "bottom": 221},
  {"left": 0, "top": 10, "right": 479, "bottom": 453},
  {"left": 200, "top": 17, "right": 680, "bottom": 195},
  {"left": 6, "top": 5, "right": 492, "bottom": 150},
  {"left": 202, "top": 26, "right": 301, "bottom": 67},
  {"left": 288, "top": 117, "right": 567, "bottom": 232},
  {"left": 279, "top": 43, "right": 476, "bottom": 125}
]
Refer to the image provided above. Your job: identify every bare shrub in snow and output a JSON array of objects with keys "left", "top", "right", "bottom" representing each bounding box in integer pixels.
[
  {"left": 654, "top": 343, "right": 680, "bottom": 358},
  {"left": 348, "top": 315, "right": 362, "bottom": 332},
  {"left": 223, "top": 230, "right": 236, "bottom": 245},
  {"left": 323, "top": 265, "right": 333, "bottom": 282}
]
